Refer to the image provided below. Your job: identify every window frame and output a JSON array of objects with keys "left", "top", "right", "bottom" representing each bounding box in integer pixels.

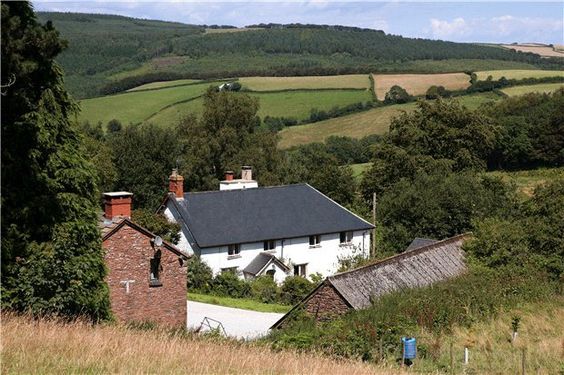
[
  {"left": 293, "top": 263, "right": 307, "bottom": 277},
  {"left": 263, "top": 240, "right": 276, "bottom": 251},
  {"left": 340, "top": 231, "right": 354, "bottom": 245},
  {"left": 149, "top": 250, "right": 163, "bottom": 287},
  {"left": 309, "top": 235, "right": 321, "bottom": 247},
  {"left": 227, "top": 244, "right": 241, "bottom": 257}
]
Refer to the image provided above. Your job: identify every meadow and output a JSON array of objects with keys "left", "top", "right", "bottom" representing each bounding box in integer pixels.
[
  {"left": 127, "top": 79, "right": 202, "bottom": 92},
  {"left": 278, "top": 92, "right": 500, "bottom": 148},
  {"left": 475, "top": 69, "right": 564, "bottom": 81},
  {"left": 372, "top": 72, "right": 470, "bottom": 99},
  {"left": 501, "top": 82, "right": 564, "bottom": 97},
  {"left": 239, "top": 75, "right": 370, "bottom": 91},
  {"left": 501, "top": 44, "right": 564, "bottom": 58},
  {"left": 1, "top": 313, "right": 391, "bottom": 375}
]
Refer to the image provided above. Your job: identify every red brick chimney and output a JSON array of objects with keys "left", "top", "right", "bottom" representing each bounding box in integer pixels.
[
  {"left": 103, "top": 192, "right": 133, "bottom": 220},
  {"left": 224, "top": 171, "right": 234, "bottom": 181},
  {"left": 169, "top": 169, "right": 184, "bottom": 199}
]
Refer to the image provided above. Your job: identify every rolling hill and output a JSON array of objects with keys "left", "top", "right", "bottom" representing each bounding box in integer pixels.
[{"left": 37, "top": 12, "right": 564, "bottom": 99}]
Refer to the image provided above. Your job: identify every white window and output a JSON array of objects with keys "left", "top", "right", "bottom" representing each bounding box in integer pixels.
[
  {"left": 340, "top": 231, "right": 353, "bottom": 244},
  {"left": 309, "top": 235, "right": 321, "bottom": 247},
  {"left": 228, "top": 244, "right": 240, "bottom": 256},
  {"left": 293, "top": 264, "right": 307, "bottom": 277},
  {"left": 263, "top": 240, "right": 276, "bottom": 251}
]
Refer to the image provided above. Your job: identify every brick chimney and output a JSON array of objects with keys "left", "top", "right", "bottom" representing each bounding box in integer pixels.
[
  {"left": 224, "top": 171, "right": 234, "bottom": 181},
  {"left": 103, "top": 192, "right": 133, "bottom": 220},
  {"left": 241, "top": 166, "right": 252, "bottom": 181},
  {"left": 169, "top": 169, "right": 184, "bottom": 199}
]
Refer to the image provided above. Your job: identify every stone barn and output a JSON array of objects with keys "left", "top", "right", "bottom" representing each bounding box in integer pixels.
[
  {"left": 101, "top": 192, "right": 189, "bottom": 327},
  {"left": 271, "top": 233, "right": 470, "bottom": 328}
]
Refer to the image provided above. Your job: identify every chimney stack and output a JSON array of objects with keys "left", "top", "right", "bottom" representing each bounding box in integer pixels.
[
  {"left": 241, "top": 166, "right": 252, "bottom": 181},
  {"left": 103, "top": 192, "right": 133, "bottom": 220},
  {"left": 225, "top": 171, "right": 234, "bottom": 181},
  {"left": 169, "top": 169, "right": 184, "bottom": 199}
]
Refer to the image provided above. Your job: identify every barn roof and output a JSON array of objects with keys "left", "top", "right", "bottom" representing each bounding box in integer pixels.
[
  {"left": 405, "top": 237, "right": 437, "bottom": 252},
  {"left": 165, "top": 184, "right": 374, "bottom": 248},
  {"left": 328, "top": 233, "right": 470, "bottom": 309}
]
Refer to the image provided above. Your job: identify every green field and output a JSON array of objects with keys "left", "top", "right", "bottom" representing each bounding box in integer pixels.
[
  {"left": 501, "top": 83, "right": 563, "bottom": 97},
  {"left": 188, "top": 292, "right": 291, "bottom": 313},
  {"left": 239, "top": 75, "right": 370, "bottom": 91},
  {"left": 476, "top": 69, "right": 564, "bottom": 81},
  {"left": 79, "top": 82, "right": 217, "bottom": 125},
  {"left": 146, "top": 89, "right": 373, "bottom": 126},
  {"left": 487, "top": 167, "right": 564, "bottom": 196},
  {"left": 127, "top": 79, "right": 202, "bottom": 92},
  {"left": 351, "top": 162, "right": 371, "bottom": 179},
  {"left": 278, "top": 92, "right": 501, "bottom": 148}
]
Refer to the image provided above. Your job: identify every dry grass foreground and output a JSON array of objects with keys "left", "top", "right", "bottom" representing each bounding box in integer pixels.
[
  {"left": 372, "top": 73, "right": 470, "bottom": 99},
  {"left": 239, "top": 75, "right": 370, "bottom": 91},
  {"left": 1, "top": 314, "right": 397, "bottom": 375},
  {"left": 501, "top": 44, "right": 564, "bottom": 58}
]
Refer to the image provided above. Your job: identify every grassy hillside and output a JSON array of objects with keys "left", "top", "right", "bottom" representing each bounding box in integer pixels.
[
  {"left": 373, "top": 72, "right": 470, "bottom": 99},
  {"left": 501, "top": 82, "right": 564, "bottom": 97},
  {"left": 239, "top": 75, "right": 370, "bottom": 91},
  {"left": 476, "top": 69, "right": 564, "bottom": 81},
  {"left": 2, "top": 313, "right": 391, "bottom": 375},
  {"left": 37, "top": 12, "right": 563, "bottom": 98},
  {"left": 278, "top": 92, "right": 501, "bottom": 148},
  {"left": 127, "top": 79, "right": 202, "bottom": 92}
]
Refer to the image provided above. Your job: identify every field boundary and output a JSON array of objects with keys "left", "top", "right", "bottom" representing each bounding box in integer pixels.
[
  {"left": 123, "top": 78, "right": 234, "bottom": 94},
  {"left": 143, "top": 95, "right": 204, "bottom": 124}
]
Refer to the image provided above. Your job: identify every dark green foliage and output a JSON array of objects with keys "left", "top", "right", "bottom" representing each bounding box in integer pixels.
[
  {"left": 107, "top": 123, "right": 180, "bottom": 208},
  {"left": 210, "top": 271, "right": 252, "bottom": 298},
  {"left": 280, "top": 276, "right": 315, "bottom": 305},
  {"left": 325, "top": 135, "right": 380, "bottom": 164},
  {"left": 1, "top": 2, "right": 110, "bottom": 320},
  {"left": 106, "top": 119, "right": 122, "bottom": 133},
  {"left": 307, "top": 101, "right": 375, "bottom": 123},
  {"left": 376, "top": 172, "right": 516, "bottom": 254},
  {"left": 186, "top": 256, "right": 213, "bottom": 292},
  {"left": 285, "top": 143, "right": 356, "bottom": 205},
  {"left": 384, "top": 85, "right": 412, "bottom": 104},
  {"left": 425, "top": 85, "right": 451, "bottom": 99},
  {"left": 130, "top": 209, "right": 181, "bottom": 244},
  {"left": 263, "top": 116, "right": 298, "bottom": 131},
  {"left": 251, "top": 276, "right": 280, "bottom": 303}
]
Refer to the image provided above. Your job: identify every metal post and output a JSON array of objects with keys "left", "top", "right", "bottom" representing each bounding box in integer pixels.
[{"left": 372, "top": 192, "right": 376, "bottom": 258}]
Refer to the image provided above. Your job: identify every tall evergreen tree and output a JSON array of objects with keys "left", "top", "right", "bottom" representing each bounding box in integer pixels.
[{"left": 1, "top": 2, "right": 110, "bottom": 320}]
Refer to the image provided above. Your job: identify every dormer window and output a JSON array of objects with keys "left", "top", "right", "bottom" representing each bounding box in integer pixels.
[{"left": 149, "top": 250, "right": 163, "bottom": 287}]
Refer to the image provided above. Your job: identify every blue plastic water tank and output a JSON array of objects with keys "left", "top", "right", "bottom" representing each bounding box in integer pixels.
[{"left": 402, "top": 337, "right": 417, "bottom": 359}]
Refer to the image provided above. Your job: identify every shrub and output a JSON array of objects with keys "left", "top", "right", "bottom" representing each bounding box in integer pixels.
[
  {"left": 210, "top": 271, "right": 251, "bottom": 298},
  {"left": 250, "top": 276, "right": 279, "bottom": 303},
  {"left": 186, "top": 256, "right": 213, "bottom": 293},
  {"left": 280, "top": 276, "right": 314, "bottom": 305},
  {"left": 384, "top": 85, "right": 411, "bottom": 104}
]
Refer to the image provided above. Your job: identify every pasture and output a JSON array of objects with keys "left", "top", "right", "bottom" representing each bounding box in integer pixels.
[
  {"left": 127, "top": 79, "right": 202, "bottom": 92},
  {"left": 372, "top": 73, "right": 470, "bottom": 99},
  {"left": 501, "top": 82, "right": 564, "bottom": 97},
  {"left": 487, "top": 167, "right": 564, "bottom": 196},
  {"left": 79, "top": 82, "right": 216, "bottom": 125},
  {"left": 501, "top": 44, "right": 564, "bottom": 58},
  {"left": 475, "top": 69, "right": 564, "bottom": 81},
  {"left": 147, "top": 89, "right": 373, "bottom": 127},
  {"left": 239, "top": 75, "right": 370, "bottom": 91},
  {"left": 278, "top": 92, "right": 500, "bottom": 148}
]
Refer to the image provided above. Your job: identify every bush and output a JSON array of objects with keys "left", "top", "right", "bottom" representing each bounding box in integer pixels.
[
  {"left": 425, "top": 85, "right": 451, "bottom": 99},
  {"left": 210, "top": 271, "right": 251, "bottom": 298},
  {"left": 186, "top": 256, "right": 213, "bottom": 293},
  {"left": 280, "top": 276, "right": 314, "bottom": 305},
  {"left": 251, "top": 276, "right": 279, "bottom": 303},
  {"left": 384, "top": 85, "right": 411, "bottom": 104}
]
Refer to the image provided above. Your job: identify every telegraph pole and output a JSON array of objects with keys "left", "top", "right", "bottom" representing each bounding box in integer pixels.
[{"left": 372, "top": 192, "right": 376, "bottom": 258}]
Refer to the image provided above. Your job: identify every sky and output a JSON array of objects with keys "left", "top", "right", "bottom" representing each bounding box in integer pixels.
[{"left": 33, "top": 1, "right": 564, "bottom": 44}]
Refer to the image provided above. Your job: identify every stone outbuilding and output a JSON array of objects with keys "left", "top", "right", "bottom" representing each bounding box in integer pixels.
[
  {"left": 101, "top": 192, "right": 189, "bottom": 328},
  {"left": 271, "top": 233, "right": 470, "bottom": 328}
]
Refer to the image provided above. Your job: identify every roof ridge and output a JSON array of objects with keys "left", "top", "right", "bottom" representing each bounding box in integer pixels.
[
  {"left": 329, "top": 232, "right": 472, "bottom": 280},
  {"left": 183, "top": 183, "right": 308, "bottom": 196}
]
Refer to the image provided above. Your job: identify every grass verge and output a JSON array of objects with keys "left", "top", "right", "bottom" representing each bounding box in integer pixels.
[{"left": 188, "top": 292, "right": 291, "bottom": 313}]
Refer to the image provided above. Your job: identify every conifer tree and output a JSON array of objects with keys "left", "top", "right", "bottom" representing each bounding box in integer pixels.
[{"left": 1, "top": 2, "right": 110, "bottom": 320}]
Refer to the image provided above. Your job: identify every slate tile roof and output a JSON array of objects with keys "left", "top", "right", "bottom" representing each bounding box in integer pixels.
[
  {"left": 405, "top": 237, "right": 438, "bottom": 252},
  {"left": 168, "top": 184, "right": 374, "bottom": 248},
  {"left": 243, "top": 252, "right": 290, "bottom": 276}
]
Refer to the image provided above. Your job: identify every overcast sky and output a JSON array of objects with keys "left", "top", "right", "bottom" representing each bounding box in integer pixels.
[{"left": 33, "top": 1, "right": 564, "bottom": 44}]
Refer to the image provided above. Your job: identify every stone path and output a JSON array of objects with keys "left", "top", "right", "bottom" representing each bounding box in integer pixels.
[{"left": 187, "top": 301, "right": 285, "bottom": 340}]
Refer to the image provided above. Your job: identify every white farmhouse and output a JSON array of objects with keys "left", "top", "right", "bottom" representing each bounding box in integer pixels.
[{"left": 159, "top": 168, "right": 374, "bottom": 283}]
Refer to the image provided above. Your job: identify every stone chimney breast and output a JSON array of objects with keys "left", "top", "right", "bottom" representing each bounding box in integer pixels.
[{"left": 169, "top": 169, "right": 184, "bottom": 199}]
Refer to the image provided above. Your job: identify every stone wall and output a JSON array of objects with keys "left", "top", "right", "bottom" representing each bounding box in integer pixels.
[
  {"left": 303, "top": 282, "right": 351, "bottom": 322},
  {"left": 103, "top": 224, "right": 187, "bottom": 327}
]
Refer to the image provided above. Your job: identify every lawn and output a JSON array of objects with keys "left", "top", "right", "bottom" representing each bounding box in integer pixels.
[
  {"left": 278, "top": 92, "right": 499, "bottom": 148},
  {"left": 127, "top": 79, "right": 202, "bottom": 92},
  {"left": 239, "top": 75, "right": 370, "bottom": 91},
  {"left": 475, "top": 69, "right": 564, "bottom": 81},
  {"left": 372, "top": 72, "right": 471, "bottom": 99},
  {"left": 501, "top": 82, "right": 564, "bottom": 97},
  {"left": 188, "top": 292, "right": 291, "bottom": 314},
  {"left": 147, "top": 89, "right": 373, "bottom": 127},
  {"left": 79, "top": 82, "right": 217, "bottom": 125},
  {"left": 486, "top": 167, "right": 564, "bottom": 196}
]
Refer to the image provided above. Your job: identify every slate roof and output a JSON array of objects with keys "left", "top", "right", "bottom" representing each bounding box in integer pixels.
[
  {"left": 328, "top": 233, "right": 470, "bottom": 309},
  {"left": 243, "top": 252, "right": 290, "bottom": 276},
  {"left": 167, "top": 184, "right": 374, "bottom": 248},
  {"left": 405, "top": 237, "right": 438, "bottom": 252}
]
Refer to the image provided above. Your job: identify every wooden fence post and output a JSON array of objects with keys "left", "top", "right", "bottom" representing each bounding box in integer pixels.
[
  {"left": 521, "top": 347, "right": 526, "bottom": 375},
  {"left": 450, "top": 342, "right": 454, "bottom": 375}
]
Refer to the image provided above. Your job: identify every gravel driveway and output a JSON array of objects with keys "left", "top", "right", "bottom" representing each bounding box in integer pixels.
[{"left": 187, "top": 301, "right": 285, "bottom": 340}]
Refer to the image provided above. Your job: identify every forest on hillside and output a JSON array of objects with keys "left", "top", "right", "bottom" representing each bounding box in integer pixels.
[{"left": 38, "top": 12, "right": 564, "bottom": 98}]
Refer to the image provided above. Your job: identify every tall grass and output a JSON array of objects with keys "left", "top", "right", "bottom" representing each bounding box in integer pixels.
[{"left": 1, "top": 313, "right": 395, "bottom": 374}]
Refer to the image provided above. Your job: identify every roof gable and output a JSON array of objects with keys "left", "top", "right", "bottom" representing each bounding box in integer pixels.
[
  {"left": 243, "top": 252, "right": 290, "bottom": 276},
  {"left": 328, "top": 233, "right": 470, "bottom": 309},
  {"left": 168, "top": 184, "right": 374, "bottom": 248}
]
